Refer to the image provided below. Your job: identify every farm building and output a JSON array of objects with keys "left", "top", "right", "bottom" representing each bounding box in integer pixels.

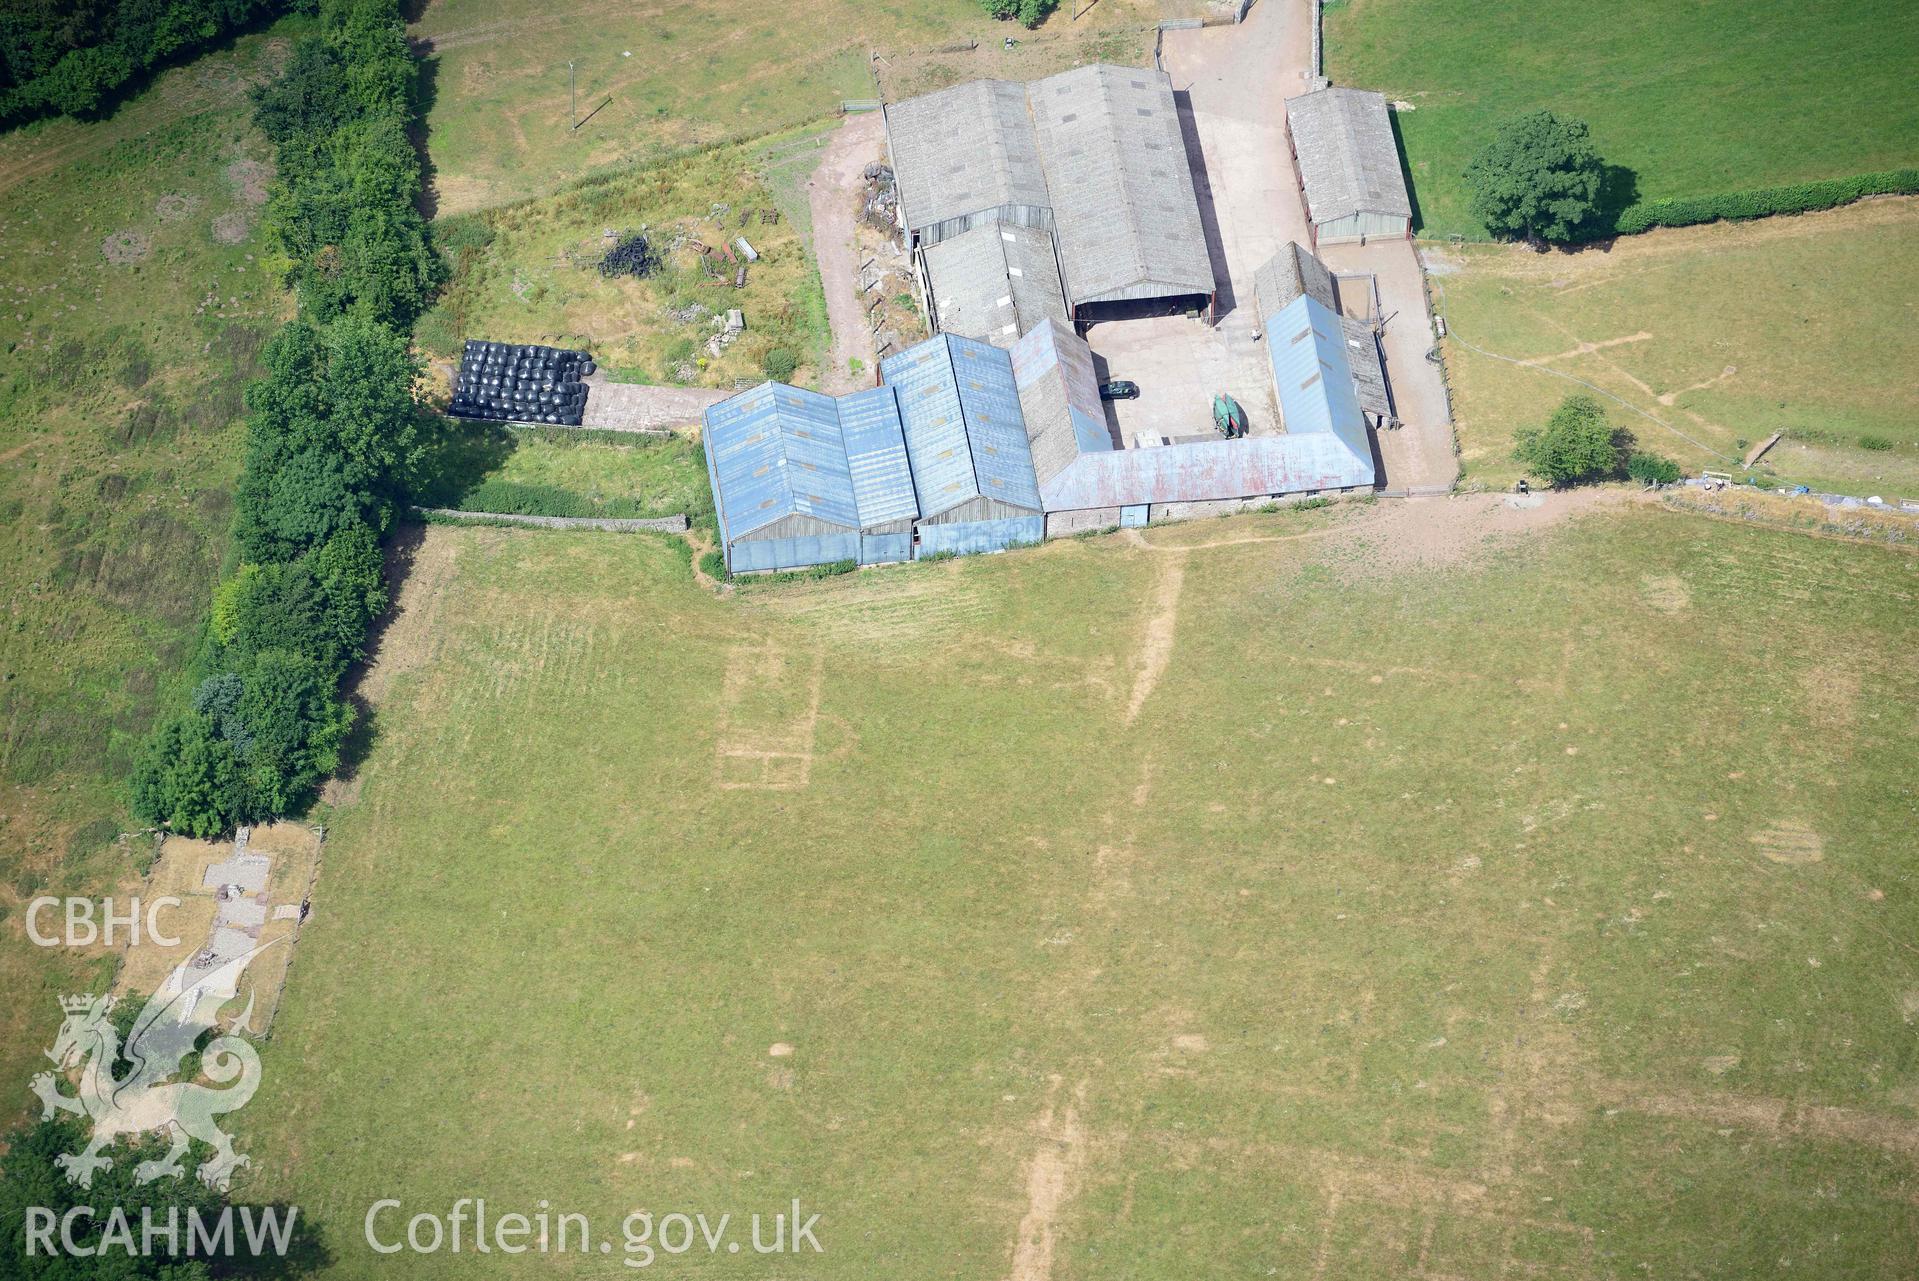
[
  {"left": 921, "top": 223, "right": 1069, "bottom": 344},
  {"left": 703, "top": 333, "right": 1048, "bottom": 571},
  {"left": 1252, "top": 240, "right": 1338, "bottom": 317},
  {"left": 1011, "top": 313, "right": 1374, "bottom": 536},
  {"left": 881, "top": 79, "right": 1053, "bottom": 249},
  {"left": 1283, "top": 87, "right": 1412, "bottom": 245},
  {"left": 1254, "top": 241, "right": 1394, "bottom": 428},
  {"left": 884, "top": 65, "right": 1216, "bottom": 332},
  {"left": 880, "top": 333, "right": 1046, "bottom": 556},
  {"left": 1025, "top": 65, "right": 1215, "bottom": 319},
  {"left": 702, "top": 382, "right": 919, "bottom": 574}
]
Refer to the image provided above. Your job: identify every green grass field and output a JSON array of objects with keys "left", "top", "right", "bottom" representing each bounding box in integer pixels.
[
  {"left": 234, "top": 501, "right": 1919, "bottom": 1277},
  {"left": 1432, "top": 198, "right": 1919, "bottom": 493},
  {"left": 0, "top": 33, "right": 290, "bottom": 1101},
  {"left": 416, "top": 426, "right": 714, "bottom": 520},
  {"left": 1325, "top": 0, "right": 1919, "bottom": 237}
]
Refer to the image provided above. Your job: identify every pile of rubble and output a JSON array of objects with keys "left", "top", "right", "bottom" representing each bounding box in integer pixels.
[
  {"left": 861, "top": 163, "right": 899, "bottom": 233},
  {"left": 705, "top": 309, "right": 746, "bottom": 360}
]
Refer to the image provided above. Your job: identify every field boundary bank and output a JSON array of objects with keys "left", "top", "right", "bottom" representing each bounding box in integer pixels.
[
  {"left": 1658, "top": 491, "right": 1917, "bottom": 550},
  {"left": 413, "top": 508, "right": 690, "bottom": 533}
]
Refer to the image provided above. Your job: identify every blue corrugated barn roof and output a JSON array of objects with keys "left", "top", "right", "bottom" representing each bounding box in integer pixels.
[
  {"left": 836, "top": 384, "right": 920, "bottom": 527},
  {"left": 1006, "top": 310, "right": 1373, "bottom": 512},
  {"left": 881, "top": 334, "right": 1043, "bottom": 516},
  {"left": 1267, "top": 294, "right": 1370, "bottom": 459},
  {"left": 703, "top": 383, "right": 861, "bottom": 545}
]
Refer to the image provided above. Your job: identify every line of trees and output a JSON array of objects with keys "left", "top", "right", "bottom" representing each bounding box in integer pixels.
[
  {"left": 131, "top": 0, "right": 439, "bottom": 837},
  {"left": 0, "top": 0, "right": 292, "bottom": 126}
]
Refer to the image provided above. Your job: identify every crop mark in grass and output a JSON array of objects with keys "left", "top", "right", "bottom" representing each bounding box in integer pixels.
[
  {"left": 1605, "top": 1088, "right": 1919, "bottom": 1163},
  {"left": 1007, "top": 1077, "right": 1089, "bottom": 1281},
  {"left": 747, "top": 569, "right": 993, "bottom": 649},
  {"left": 1749, "top": 820, "right": 1824, "bottom": 865},
  {"left": 1802, "top": 664, "right": 1861, "bottom": 737},
  {"left": 1639, "top": 573, "right": 1692, "bottom": 613},
  {"left": 1288, "top": 654, "right": 1490, "bottom": 687},
  {"left": 1125, "top": 553, "right": 1185, "bottom": 726},
  {"left": 714, "top": 644, "right": 823, "bottom": 790},
  {"left": 1314, "top": 1181, "right": 1595, "bottom": 1281},
  {"left": 1520, "top": 330, "right": 1654, "bottom": 366},
  {"left": 1657, "top": 365, "right": 1738, "bottom": 406}
]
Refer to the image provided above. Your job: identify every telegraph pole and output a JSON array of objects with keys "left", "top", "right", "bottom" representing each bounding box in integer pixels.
[{"left": 569, "top": 60, "right": 577, "bottom": 129}]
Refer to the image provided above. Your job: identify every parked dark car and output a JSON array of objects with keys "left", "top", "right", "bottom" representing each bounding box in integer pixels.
[{"left": 1099, "top": 380, "right": 1140, "bottom": 401}]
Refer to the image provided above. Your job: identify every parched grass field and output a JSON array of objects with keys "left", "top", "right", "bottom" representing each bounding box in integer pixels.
[
  {"left": 237, "top": 499, "right": 1919, "bottom": 1277},
  {"left": 1432, "top": 198, "right": 1919, "bottom": 493},
  {"left": 0, "top": 33, "right": 289, "bottom": 1104},
  {"left": 1325, "top": 0, "right": 1919, "bottom": 237},
  {"left": 411, "top": 0, "right": 1160, "bottom": 214}
]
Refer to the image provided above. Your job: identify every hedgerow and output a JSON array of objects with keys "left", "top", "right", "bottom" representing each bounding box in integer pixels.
[
  {"left": 0, "top": 0, "right": 293, "bottom": 127},
  {"left": 1612, "top": 169, "right": 1919, "bottom": 236},
  {"left": 130, "top": 0, "right": 429, "bottom": 837}
]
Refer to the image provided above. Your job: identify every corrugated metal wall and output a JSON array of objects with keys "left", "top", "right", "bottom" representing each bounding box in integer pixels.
[
  {"left": 730, "top": 531, "right": 861, "bottom": 573},
  {"left": 1311, "top": 210, "right": 1408, "bottom": 245},
  {"left": 917, "top": 514, "right": 1045, "bottom": 558},
  {"left": 916, "top": 203, "right": 1054, "bottom": 249}
]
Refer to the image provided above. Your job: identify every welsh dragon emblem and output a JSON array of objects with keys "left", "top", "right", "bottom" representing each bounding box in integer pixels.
[{"left": 30, "top": 938, "right": 281, "bottom": 1191}]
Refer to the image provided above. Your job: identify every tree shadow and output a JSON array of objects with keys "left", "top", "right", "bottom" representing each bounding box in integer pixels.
[
  {"left": 223, "top": 1202, "right": 337, "bottom": 1277},
  {"left": 408, "top": 39, "right": 442, "bottom": 221},
  {"left": 409, "top": 417, "right": 517, "bottom": 508},
  {"left": 1571, "top": 162, "right": 1641, "bottom": 250}
]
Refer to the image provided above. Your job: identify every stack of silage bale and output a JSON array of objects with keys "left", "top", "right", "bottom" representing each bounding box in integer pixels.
[{"left": 447, "top": 340, "right": 597, "bottom": 425}]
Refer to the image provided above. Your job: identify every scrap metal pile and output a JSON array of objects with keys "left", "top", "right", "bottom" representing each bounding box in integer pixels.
[{"left": 448, "top": 341, "right": 595, "bottom": 425}]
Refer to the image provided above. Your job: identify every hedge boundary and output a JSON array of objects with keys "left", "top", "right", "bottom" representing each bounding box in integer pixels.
[{"left": 1611, "top": 169, "right": 1919, "bottom": 236}]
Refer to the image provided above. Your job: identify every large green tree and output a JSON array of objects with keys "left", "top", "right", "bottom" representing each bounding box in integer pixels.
[
  {"left": 0, "top": 1116, "right": 221, "bottom": 1279},
  {"left": 1514, "top": 394, "right": 1633, "bottom": 486},
  {"left": 1464, "top": 111, "right": 1605, "bottom": 243}
]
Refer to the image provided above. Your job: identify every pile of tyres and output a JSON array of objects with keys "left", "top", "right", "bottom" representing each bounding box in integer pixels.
[{"left": 448, "top": 341, "right": 596, "bottom": 425}]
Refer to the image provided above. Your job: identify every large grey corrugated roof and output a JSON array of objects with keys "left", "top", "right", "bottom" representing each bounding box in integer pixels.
[
  {"left": 1340, "top": 316, "right": 1391, "bottom": 419},
  {"left": 1284, "top": 87, "right": 1412, "bottom": 224},
  {"left": 1009, "top": 317, "right": 1113, "bottom": 491},
  {"left": 923, "top": 223, "right": 1069, "bottom": 344},
  {"left": 1253, "top": 242, "right": 1338, "bottom": 322},
  {"left": 1027, "top": 65, "right": 1215, "bottom": 306},
  {"left": 885, "top": 80, "right": 1050, "bottom": 234},
  {"left": 888, "top": 66, "right": 1215, "bottom": 314}
]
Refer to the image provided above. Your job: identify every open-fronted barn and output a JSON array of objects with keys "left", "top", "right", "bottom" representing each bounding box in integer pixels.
[
  {"left": 1284, "top": 87, "right": 1413, "bottom": 246},
  {"left": 1025, "top": 64, "right": 1216, "bottom": 320},
  {"left": 885, "top": 65, "right": 1216, "bottom": 334}
]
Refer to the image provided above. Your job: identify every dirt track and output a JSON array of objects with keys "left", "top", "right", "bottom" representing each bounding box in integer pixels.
[{"left": 807, "top": 113, "right": 885, "bottom": 394}]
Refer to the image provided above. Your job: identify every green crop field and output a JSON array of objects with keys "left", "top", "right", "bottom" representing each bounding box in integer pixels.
[
  {"left": 1325, "top": 0, "right": 1919, "bottom": 237},
  {"left": 1431, "top": 198, "right": 1919, "bottom": 493},
  {"left": 234, "top": 500, "right": 1919, "bottom": 1277},
  {"left": 0, "top": 31, "right": 294, "bottom": 1101}
]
